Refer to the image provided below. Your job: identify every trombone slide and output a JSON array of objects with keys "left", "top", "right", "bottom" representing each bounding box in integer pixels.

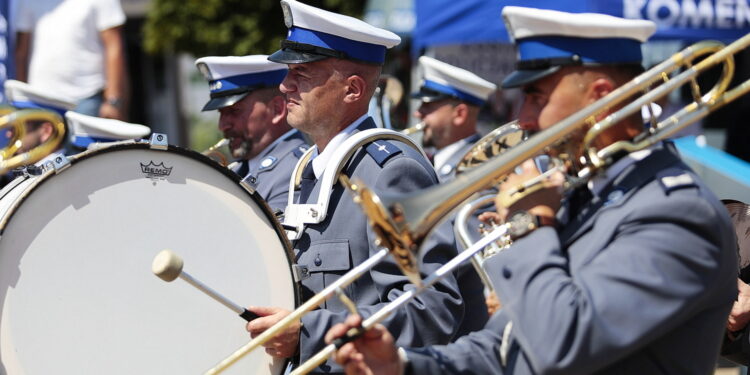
[{"left": 290, "top": 225, "right": 510, "bottom": 375}]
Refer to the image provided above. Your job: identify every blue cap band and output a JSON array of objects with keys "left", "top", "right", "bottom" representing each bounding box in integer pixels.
[
  {"left": 422, "top": 80, "right": 485, "bottom": 106},
  {"left": 287, "top": 26, "right": 387, "bottom": 64},
  {"left": 210, "top": 69, "right": 287, "bottom": 94},
  {"left": 11, "top": 101, "right": 67, "bottom": 116},
  {"left": 518, "top": 36, "right": 643, "bottom": 65},
  {"left": 71, "top": 135, "right": 117, "bottom": 148}
]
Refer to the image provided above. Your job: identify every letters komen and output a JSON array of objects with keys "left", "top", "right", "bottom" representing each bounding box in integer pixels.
[{"left": 625, "top": 0, "right": 750, "bottom": 28}]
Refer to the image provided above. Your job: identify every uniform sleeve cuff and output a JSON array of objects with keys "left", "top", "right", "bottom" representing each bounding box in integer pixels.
[{"left": 397, "top": 347, "right": 408, "bottom": 375}]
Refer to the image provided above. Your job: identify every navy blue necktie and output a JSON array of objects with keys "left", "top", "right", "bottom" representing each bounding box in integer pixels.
[{"left": 299, "top": 162, "right": 316, "bottom": 203}]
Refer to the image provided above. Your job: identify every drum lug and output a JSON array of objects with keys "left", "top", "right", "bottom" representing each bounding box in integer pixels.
[
  {"left": 292, "top": 264, "right": 310, "bottom": 282},
  {"left": 51, "top": 154, "right": 71, "bottom": 174},
  {"left": 240, "top": 179, "right": 257, "bottom": 194},
  {"left": 149, "top": 133, "right": 169, "bottom": 150}
]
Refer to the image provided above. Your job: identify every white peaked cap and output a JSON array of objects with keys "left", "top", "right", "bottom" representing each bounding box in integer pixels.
[
  {"left": 194, "top": 55, "right": 288, "bottom": 111},
  {"left": 418, "top": 56, "right": 497, "bottom": 105},
  {"left": 269, "top": 0, "right": 400, "bottom": 65},
  {"left": 194, "top": 55, "right": 287, "bottom": 81},
  {"left": 282, "top": 0, "right": 400, "bottom": 48},
  {"left": 65, "top": 111, "right": 151, "bottom": 148},
  {"left": 502, "top": 6, "right": 656, "bottom": 43},
  {"left": 5, "top": 80, "right": 76, "bottom": 114}
]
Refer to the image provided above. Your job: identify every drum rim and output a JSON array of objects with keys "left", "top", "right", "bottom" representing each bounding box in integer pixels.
[{"left": 0, "top": 140, "right": 302, "bottom": 308}]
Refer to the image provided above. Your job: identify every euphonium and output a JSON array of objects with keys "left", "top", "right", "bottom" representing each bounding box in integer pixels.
[
  {"left": 454, "top": 120, "right": 525, "bottom": 175},
  {"left": 201, "top": 138, "right": 232, "bottom": 167}
]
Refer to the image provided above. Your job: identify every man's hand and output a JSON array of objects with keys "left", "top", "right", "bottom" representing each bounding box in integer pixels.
[
  {"left": 728, "top": 278, "right": 750, "bottom": 333},
  {"left": 328, "top": 315, "right": 402, "bottom": 375},
  {"left": 495, "top": 159, "right": 564, "bottom": 225},
  {"left": 245, "top": 306, "right": 300, "bottom": 358},
  {"left": 486, "top": 291, "right": 501, "bottom": 316}
]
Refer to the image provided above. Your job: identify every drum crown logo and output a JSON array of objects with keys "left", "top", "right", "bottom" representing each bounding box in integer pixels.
[{"left": 140, "top": 161, "right": 173, "bottom": 179}]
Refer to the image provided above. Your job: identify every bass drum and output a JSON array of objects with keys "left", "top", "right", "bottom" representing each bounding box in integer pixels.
[{"left": 0, "top": 141, "right": 299, "bottom": 374}]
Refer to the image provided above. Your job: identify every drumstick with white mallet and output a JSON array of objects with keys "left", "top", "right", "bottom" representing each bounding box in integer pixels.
[{"left": 152, "top": 249, "right": 259, "bottom": 322}]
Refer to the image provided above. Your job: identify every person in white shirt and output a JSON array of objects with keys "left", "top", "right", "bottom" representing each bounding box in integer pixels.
[{"left": 14, "top": 0, "right": 128, "bottom": 120}]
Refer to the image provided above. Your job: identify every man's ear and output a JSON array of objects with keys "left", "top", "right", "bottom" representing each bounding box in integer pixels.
[
  {"left": 39, "top": 122, "right": 55, "bottom": 143},
  {"left": 589, "top": 77, "right": 614, "bottom": 102},
  {"left": 451, "top": 103, "right": 469, "bottom": 127},
  {"left": 269, "top": 95, "right": 287, "bottom": 125},
  {"left": 343, "top": 75, "right": 367, "bottom": 104},
  {"left": 588, "top": 78, "right": 615, "bottom": 122}
]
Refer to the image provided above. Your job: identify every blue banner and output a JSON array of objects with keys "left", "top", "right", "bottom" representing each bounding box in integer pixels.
[
  {"left": 0, "top": 0, "right": 10, "bottom": 103},
  {"left": 413, "top": 0, "right": 750, "bottom": 54}
]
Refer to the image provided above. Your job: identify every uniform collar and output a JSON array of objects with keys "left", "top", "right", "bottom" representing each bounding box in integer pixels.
[
  {"left": 247, "top": 128, "right": 299, "bottom": 171},
  {"left": 587, "top": 144, "right": 657, "bottom": 197},
  {"left": 310, "top": 114, "right": 370, "bottom": 178}
]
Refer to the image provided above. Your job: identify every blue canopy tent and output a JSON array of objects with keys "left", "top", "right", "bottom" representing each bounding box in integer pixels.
[{"left": 413, "top": 0, "right": 750, "bottom": 54}]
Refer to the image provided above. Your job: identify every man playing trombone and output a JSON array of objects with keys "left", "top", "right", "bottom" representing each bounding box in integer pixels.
[{"left": 326, "top": 6, "right": 738, "bottom": 374}]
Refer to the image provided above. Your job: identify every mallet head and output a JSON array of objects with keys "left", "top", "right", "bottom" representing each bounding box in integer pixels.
[{"left": 152, "top": 249, "right": 184, "bottom": 282}]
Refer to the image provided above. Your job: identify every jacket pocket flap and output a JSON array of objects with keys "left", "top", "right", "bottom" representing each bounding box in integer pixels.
[{"left": 299, "top": 240, "right": 351, "bottom": 272}]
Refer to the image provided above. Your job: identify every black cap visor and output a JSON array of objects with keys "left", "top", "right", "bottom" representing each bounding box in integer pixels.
[
  {"left": 201, "top": 92, "right": 250, "bottom": 112},
  {"left": 268, "top": 39, "right": 350, "bottom": 64},
  {"left": 268, "top": 48, "right": 330, "bottom": 64},
  {"left": 501, "top": 66, "right": 561, "bottom": 89}
]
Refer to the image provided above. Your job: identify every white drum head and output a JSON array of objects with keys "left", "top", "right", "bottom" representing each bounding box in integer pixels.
[{"left": 0, "top": 144, "right": 298, "bottom": 374}]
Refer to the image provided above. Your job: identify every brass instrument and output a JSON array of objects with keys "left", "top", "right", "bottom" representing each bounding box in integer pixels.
[
  {"left": 401, "top": 121, "right": 425, "bottom": 135},
  {"left": 344, "top": 35, "right": 750, "bottom": 283},
  {"left": 372, "top": 75, "right": 404, "bottom": 130},
  {"left": 201, "top": 138, "right": 232, "bottom": 167},
  {"left": 0, "top": 109, "right": 66, "bottom": 172},
  {"left": 453, "top": 121, "right": 526, "bottom": 291},
  {"left": 455, "top": 120, "right": 525, "bottom": 175},
  {"left": 454, "top": 193, "right": 509, "bottom": 293}
]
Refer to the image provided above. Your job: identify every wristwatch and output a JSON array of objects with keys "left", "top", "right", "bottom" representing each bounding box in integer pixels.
[
  {"left": 105, "top": 97, "right": 122, "bottom": 109},
  {"left": 507, "top": 210, "right": 541, "bottom": 240}
]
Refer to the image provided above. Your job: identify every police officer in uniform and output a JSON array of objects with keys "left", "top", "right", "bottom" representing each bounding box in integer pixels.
[
  {"left": 412, "top": 56, "right": 496, "bottom": 182},
  {"left": 327, "top": 7, "right": 738, "bottom": 375},
  {"left": 243, "top": 1, "right": 474, "bottom": 372},
  {"left": 195, "top": 55, "right": 308, "bottom": 212}
]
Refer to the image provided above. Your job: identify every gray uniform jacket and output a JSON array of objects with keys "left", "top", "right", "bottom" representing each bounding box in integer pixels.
[
  {"left": 404, "top": 143, "right": 738, "bottom": 374},
  {"left": 232, "top": 130, "right": 309, "bottom": 213},
  {"left": 436, "top": 133, "right": 480, "bottom": 182},
  {"left": 295, "top": 118, "right": 467, "bottom": 373}
]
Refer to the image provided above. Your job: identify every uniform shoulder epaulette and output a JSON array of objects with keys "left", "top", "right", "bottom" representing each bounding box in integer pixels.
[
  {"left": 656, "top": 167, "right": 698, "bottom": 194},
  {"left": 365, "top": 140, "right": 402, "bottom": 167},
  {"left": 293, "top": 144, "right": 309, "bottom": 158}
]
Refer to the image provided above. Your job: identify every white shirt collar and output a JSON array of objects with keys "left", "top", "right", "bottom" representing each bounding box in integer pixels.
[
  {"left": 433, "top": 137, "right": 471, "bottom": 171},
  {"left": 310, "top": 114, "right": 369, "bottom": 178}
]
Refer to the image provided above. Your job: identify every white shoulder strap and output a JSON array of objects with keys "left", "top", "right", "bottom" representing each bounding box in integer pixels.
[{"left": 283, "top": 128, "right": 427, "bottom": 241}]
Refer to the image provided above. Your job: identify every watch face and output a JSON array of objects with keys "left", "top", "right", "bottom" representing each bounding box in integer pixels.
[{"left": 509, "top": 210, "right": 535, "bottom": 238}]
